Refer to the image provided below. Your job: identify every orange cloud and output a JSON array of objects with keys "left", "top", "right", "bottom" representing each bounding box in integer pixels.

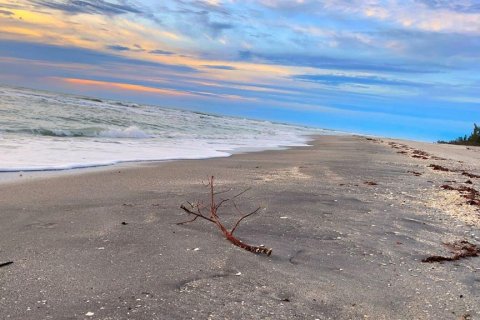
[
  {"left": 61, "top": 78, "right": 193, "bottom": 97},
  {"left": 0, "top": 26, "right": 43, "bottom": 38},
  {"left": 58, "top": 77, "right": 254, "bottom": 101}
]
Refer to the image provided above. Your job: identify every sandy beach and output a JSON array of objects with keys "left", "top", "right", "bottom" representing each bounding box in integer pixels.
[{"left": 0, "top": 135, "right": 479, "bottom": 319}]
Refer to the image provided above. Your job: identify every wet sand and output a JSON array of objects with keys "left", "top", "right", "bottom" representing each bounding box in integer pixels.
[{"left": 0, "top": 135, "right": 479, "bottom": 319}]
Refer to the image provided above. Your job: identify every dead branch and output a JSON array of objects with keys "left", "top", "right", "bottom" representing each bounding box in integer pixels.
[{"left": 178, "top": 176, "right": 272, "bottom": 256}]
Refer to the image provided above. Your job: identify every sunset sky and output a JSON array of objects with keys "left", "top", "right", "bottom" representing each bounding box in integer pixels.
[{"left": 0, "top": 0, "right": 479, "bottom": 141}]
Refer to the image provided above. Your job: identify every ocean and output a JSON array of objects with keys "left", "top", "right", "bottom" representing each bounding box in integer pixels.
[{"left": 0, "top": 85, "right": 330, "bottom": 172}]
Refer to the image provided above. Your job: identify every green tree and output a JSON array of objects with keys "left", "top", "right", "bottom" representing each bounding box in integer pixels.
[{"left": 439, "top": 123, "right": 480, "bottom": 146}]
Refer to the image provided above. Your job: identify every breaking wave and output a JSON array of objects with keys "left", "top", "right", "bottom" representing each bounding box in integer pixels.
[{"left": 28, "top": 126, "right": 152, "bottom": 139}]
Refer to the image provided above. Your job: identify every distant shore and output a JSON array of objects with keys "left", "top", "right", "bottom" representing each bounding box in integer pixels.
[{"left": 0, "top": 135, "right": 479, "bottom": 319}]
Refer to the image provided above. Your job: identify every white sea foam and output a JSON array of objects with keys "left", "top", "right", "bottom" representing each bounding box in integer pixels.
[
  {"left": 0, "top": 86, "right": 337, "bottom": 172},
  {"left": 97, "top": 126, "right": 152, "bottom": 138},
  {"left": 36, "top": 126, "right": 153, "bottom": 139}
]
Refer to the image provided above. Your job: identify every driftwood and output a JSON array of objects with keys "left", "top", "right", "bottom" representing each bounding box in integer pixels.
[{"left": 178, "top": 176, "right": 272, "bottom": 256}]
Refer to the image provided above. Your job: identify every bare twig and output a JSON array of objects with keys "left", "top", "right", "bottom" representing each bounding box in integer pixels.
[
  {"left": 0, "top": 261, "right": 13, "bottom": 268},
  {"left": 213, "top": 188, "right": 233, "bottom": 196},
  {"left": 178, "top": 205, "right": 215, "bottom": 224},
  {"left": 178, "top": 176, "right": 272, "bottom": 256},
  {"left": 231, "top": 203, "right": 261, "bottom": 234},
  {"left": 176, "top": 215, "right": 200, "bottom": 225}
]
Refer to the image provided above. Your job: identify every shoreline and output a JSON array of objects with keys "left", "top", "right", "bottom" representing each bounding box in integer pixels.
[
  {"left": 0, "top": 132, "right": 465, "bottom": 186},
  {"left": 0, "top": 134, "right": 324, "bottom": 185},
  {"left": 1, "top": 135, "right": 479, "bottom": 319}
]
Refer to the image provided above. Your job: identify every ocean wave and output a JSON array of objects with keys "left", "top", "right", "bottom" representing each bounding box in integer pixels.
[
  {"left": 0, "top": 86, "right": 330, "bottom": 173},
  {"left": 28, "top": 126, "right": 153, "bottom": 139}
]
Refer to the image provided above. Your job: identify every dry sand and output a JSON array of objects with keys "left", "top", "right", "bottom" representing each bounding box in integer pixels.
[{"left": 0, "top": 135, "right": 479, "bottom": 319}]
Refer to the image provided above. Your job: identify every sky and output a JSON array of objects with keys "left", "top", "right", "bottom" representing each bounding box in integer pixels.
[{"left": 0, "top": 0, "right": 479, "bottom": 141}]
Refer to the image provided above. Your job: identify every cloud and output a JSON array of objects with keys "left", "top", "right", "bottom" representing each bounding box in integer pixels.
[
  {"left": 414, "top": 0, "right": 480, "bottom": 13},
  {"left": 205, "top": 20, "right": 234, "bottom": 37},
  {"left": 202, "top": 65, "right": 236, "bottom": 70},
  {"left": 107, "top": 45, "right": 130, "bottom": 51},
  {"left": 58, "top": 77, "right": 253, "bottom": 101},
  {"left": 237, "top": 50, "right": 443, "bottom": 74},
  {"left": 181, "top": 12, "right": 234, "bottom": 38},
  {"left": 0, "top": 9, "right": 14, "bottom": 15},
  {"left": 353, "top": 0, "right": 480, "bottom": 34},
  {"left": 0, "top": 40, "right": 198, "bottom": 73},
  {"left": 31, "top": 0, "right": 142, "bottom": 15},
  {"left": 258, "top": 0, "right": 480, "bottom": 34},
  {"left": 379, "top": 29, "right": 480, "bottom": 60},
  {"left": 154, "top": 1, "right": 235, "bottom": 39},
  {"left": 170, "top": 0, "right": 232, "bottom": 16},
  {"left": 60, "top": 77, "right": 194, "bottom": 96},
  {"left": 291, "top": 74, "right": 426, "bottom": 87},
  {"left": 149, "top": 49, "right": 175, "bottom": 55}
]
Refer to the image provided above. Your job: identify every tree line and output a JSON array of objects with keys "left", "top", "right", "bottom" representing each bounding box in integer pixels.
[{"left": 438, "top": 123, "right": 480, "bottom": 146}]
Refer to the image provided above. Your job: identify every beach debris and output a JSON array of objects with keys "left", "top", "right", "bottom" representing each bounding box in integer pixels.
[
  {"left": 383, "top": 141, "right": 450, "bottom": 162},
  {"left": 413, "top": 150, "right": 429, "bottom": 157},
  {"left": 85, "top": 311, "right": 95, "bottom": 317},
  {"left": 364, "top": 181, "right": 378, "bottom": 186},
  {"left": 407, "top": 170, "right": 422, "bottom": 176},
  {"left": 412, "top": 149, "right": 430, "bottom": 159},
  {"left": 178, "top": 176, "right": 272, "bottom": 256},
  {"left": 121, "top": 221, "right": 128, "bottom": 225},
  {"left": 0, "top": 261, "right": 13, "bottom": 268},
  {"left": 422, "top": 240, "right": 480, "bottom": 263},
  {"left": 425, "top": 162, "right": 480, "bottom": 184},
  {"left": 412, "top": 155, "right": 429, "bottom": 159},
  {"left": 387, "top": 142, "right": 409, "bottom": 149},
  {"left": 461, "top": 171, "right": 480, "bottom": 179},
  {"left": 428, "top": 164, "right": 451, "bottom": 172},
  {"left": 440, "top": 184, "right": 480, "bottom": 207},
  {"left": 440, "top": 185, "right": 456, "bottom": 191}
]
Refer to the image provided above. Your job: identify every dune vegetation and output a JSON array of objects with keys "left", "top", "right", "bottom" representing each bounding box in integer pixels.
[{"left": 439, "top": 124, "right": 480, "bottom": 146}]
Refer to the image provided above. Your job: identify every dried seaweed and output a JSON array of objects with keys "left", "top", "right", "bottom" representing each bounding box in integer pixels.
[
  {"left": 422, "top": 240, "right": 479, "bottom": 263},
  {"left": 461, "top": 171, "right": 480, "bottom": 179},
  {"left": 428, "top": 164, "right": 451, "bottom": 172},
  {"left": 407, "top": 171, "right": 422, "bottom": 176},
  {"left": 440, "top": 184, "right": 480, "bottom": 207}
]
